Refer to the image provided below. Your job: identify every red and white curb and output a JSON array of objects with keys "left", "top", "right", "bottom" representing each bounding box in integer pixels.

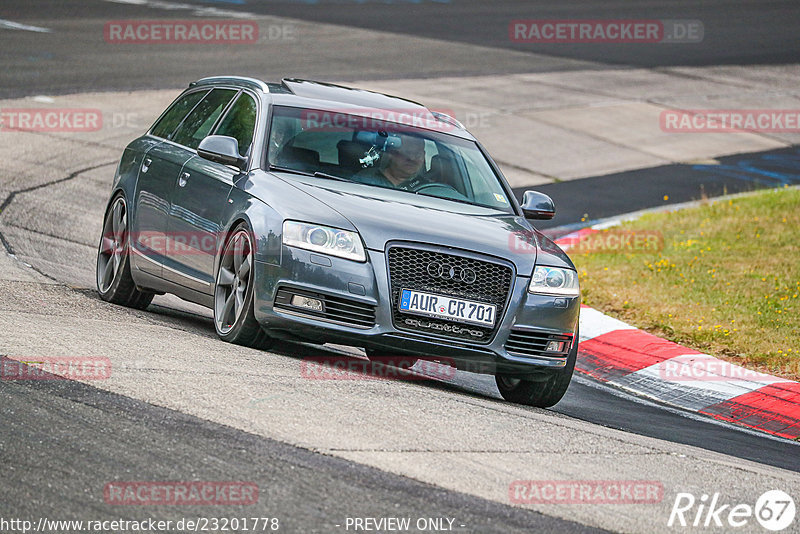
[
  {"left": 576, "top": 305, "right": 800, "bottom": 440},
  {"left": 552, "top": 228, "right": 800, "bottom": 440}
]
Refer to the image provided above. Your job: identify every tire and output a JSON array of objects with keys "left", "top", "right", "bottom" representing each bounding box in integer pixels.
[
  {"left": 364, "top": 348, "right": 419, "bottom": 370},
  {"left": 96, "top": 195, "right": 154, "bottom": 310},
  {"left": 495, "top": 327, "right": 578, "bottom": 408},
  {"left": 213, "top": 222, "right": 272, "bottom": 349}
]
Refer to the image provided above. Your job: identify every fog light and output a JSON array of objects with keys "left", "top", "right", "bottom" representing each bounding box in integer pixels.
[
  {"left": 545, "top": 341, "right": 566, "bottom": 353},
  {"left": 291, "top": 295, "right": 323, "bottom": 312}
]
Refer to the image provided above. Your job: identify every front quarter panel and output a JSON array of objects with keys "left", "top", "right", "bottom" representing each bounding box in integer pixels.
[
  {"left": 238, "top": 171, "right": 357, "bottom": 233},
  {"left": 222, "top": 173, "right": 283, "bottom": 267},
  {"left": 534, "top": 229, "right": 576, "bottom": 270}
]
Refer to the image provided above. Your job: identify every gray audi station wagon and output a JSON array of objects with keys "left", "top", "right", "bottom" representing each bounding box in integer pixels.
[{"left": 97, "top": 76, "right": 580, "bottom": 407}]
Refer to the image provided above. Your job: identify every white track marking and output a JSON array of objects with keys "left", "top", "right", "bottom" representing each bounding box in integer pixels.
[
  {"left": 578, "top": 306, "right": 636, "bottom": 341},
  {"left": 0, "top": 19, "right": 51, "bottom": 33},
  {"left": 103, "top": 0, "right": 257, "bottom": 18}
]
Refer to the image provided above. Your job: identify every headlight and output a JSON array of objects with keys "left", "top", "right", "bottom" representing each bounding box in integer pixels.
[
  {"left": 282, "top": 221, "right": 366, "bottom": 262},
  {"left": 528, "top": 266, "right": 579, "bottom": 297}
]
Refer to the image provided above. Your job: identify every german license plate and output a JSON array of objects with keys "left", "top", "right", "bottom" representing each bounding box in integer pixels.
[{"left": 398, "top": 288, "right": 496, "bottom": 327}]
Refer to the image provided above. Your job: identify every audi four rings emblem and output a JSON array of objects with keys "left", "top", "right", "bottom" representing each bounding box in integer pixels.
[{"left": 426, "top": 261, "right": 477, "bottom": 284}]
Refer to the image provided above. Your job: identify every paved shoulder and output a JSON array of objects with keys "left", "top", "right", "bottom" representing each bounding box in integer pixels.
[{"left": 0, "top": 371, "right": 602, "bottom": 533}]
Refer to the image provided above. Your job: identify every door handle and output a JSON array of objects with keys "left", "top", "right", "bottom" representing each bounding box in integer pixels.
[
  {"left": 141, "top": 158, "right": 152, "bottom": 173},
  {"left": 178, "top": 172, "right": 189, "bottom": 187}
]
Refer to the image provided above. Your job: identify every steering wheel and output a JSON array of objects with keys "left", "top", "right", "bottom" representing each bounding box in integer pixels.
[{"left": 411, "top": 182, "right": 462, "bottom": 195}]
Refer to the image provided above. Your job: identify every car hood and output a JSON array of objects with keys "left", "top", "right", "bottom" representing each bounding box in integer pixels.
[{"left": 280, "top": 177, "right": 572, "bottom": 276}]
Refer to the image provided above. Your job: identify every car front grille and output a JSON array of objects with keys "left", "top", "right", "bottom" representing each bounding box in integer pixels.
[
  {"left": 274, "top": 288, "right": 376, "bottom": 328},
  {"left": 505, "top": 329, "right": 573, "bottom": 358},
  {"left": 386, "top": 245, "right": 514, "bottom": 343}
]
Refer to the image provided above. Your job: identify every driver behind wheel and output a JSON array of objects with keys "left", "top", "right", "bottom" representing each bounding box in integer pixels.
[{"left": 353, "top": 134, "right": 430, "bottom": 191}]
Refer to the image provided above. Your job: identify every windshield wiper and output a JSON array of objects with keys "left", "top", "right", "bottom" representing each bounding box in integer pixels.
[
  {"left": 268, "top": 164, "right": 313, "bottom": 176},
  {"left": 268, "top": 165, "right": 351, "bottom": 182},
  {"left": 415, "top": 191, "right": 478, "bottom": 207},
  {"left": 314, "top": 171, "right": 352, "bottom": 182}
]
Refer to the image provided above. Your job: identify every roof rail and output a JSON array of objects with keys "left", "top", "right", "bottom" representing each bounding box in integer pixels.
[
  {"left": 281, "top": 78, "right": 424, "bottom": 107},
  {"left": 431, "top": 111, "right": 465, "bottom": 130},
  {"left": 190, "top": 76, "right": 270, "bottom": 92}
]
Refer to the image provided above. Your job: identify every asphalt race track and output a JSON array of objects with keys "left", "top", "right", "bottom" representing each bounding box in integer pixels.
[
  {"left": 1, "top": 1, "right": 799, "bottom": 533},
  {"left": 4, "top": 0, "right": 800, "bottom": 98},
  {"left": 2, "top": 373, "right": 602, "bottom": 533},
  {"left": 529, "top": 146, "right": 800, "bottom": 231}
]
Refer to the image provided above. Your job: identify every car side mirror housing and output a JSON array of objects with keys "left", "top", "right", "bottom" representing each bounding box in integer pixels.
[
  {"left": 197, "top": 135, "right": 247, "bottom": 171},
  {"left": 521, "top": 190, "right": 555, "bottom": 220}
]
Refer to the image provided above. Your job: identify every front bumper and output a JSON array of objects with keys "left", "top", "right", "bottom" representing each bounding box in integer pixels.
[{"left": 252, "top": 245, "right": 579, "bottom": 376}]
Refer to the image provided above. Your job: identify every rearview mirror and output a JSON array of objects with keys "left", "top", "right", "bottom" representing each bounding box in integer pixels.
[
  {"left": 197, "top": 135, "right": 247, "bottom": 171},
  {"left": 521, "top": 190, "right": 555, "bottom": 220},
  {"left": 354, "top": 130, "right": 402, "bottom": 151}
]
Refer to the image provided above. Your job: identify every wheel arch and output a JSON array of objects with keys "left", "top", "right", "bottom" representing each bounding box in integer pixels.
[{"left": 214, "top": 192, "right": 281, "bottom": 283}]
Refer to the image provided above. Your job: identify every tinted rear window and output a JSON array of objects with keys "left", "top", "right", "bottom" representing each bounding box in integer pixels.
[
  {"left": 171, "top": 88, "right": 237, "bottom": 150},
  {"left": 150, "top": 90, "right": 207, "bottom": 139}
]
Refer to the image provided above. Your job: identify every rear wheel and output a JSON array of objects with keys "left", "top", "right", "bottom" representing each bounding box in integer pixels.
[
  {"left": 214, "top": 223, "right": 272, "bottom": 349},
  {"left": 96, "top": 195, "right": 154, "bottom": 310},
  {"left": 495, "top": 328, "right": 578, "bottom": 408}
]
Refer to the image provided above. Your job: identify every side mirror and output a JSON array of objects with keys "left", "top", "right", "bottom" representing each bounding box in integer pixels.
[
  {"left": 521, "top": 190, "right": 555, "bottom": 220},
  {"left": 197, "top": 135, "right": 247, "bottom": 171}
]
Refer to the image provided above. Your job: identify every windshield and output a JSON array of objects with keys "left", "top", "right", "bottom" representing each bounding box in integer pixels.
[{"left": 266, "top": 106, "right": 514, "bottom": 213}]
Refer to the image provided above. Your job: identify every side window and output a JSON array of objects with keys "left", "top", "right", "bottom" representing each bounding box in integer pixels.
[
  {"left": 267, "top": 115, "right": 300, "bottom": 163},
  {"left": 171, "top": 88, "right": 237, "bottom": 150},
  {"left": 213, "top": 93, "right": 257, "bottom": 157},
  {"left": 150, "top": 90, "right": 207, "bottom": 139},
  {"left": 424, "top": 139, "right": 439, "bottom": 171}
]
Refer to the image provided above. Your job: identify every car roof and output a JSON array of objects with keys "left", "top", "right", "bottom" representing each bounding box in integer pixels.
[{"left": 190, "top": 76, "right": 471, "bottom": 138}]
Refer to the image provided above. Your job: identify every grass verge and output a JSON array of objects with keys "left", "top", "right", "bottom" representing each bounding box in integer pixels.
[{"left": 572, "top": 186, "right": 799, "bottom": 380}]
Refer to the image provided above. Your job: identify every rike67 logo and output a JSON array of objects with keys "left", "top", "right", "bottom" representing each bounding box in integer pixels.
[{"left": 669, "top": 490, "right": 795, "bottom": 531}]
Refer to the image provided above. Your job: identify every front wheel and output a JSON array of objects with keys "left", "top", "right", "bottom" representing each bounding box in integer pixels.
[
  {"left": 495, "top": 327, "right": 578, "bottom": 408},
  {"left": 96, "top": 195, "right": 154, "bottom": 310},
  {"left": 213, "top": 223, "right": 272, "bottom": 349}
]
